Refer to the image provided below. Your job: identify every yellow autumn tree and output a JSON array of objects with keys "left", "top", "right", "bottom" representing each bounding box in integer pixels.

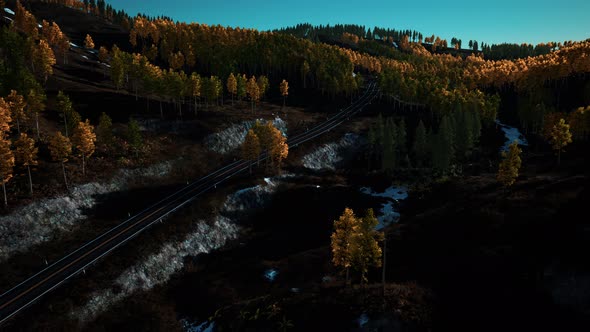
[
  {"left": 84, "top": 34, "right": 95, "bottom": 49},
  {"left": 280, "top": 79, "right": 289, "bottom": 108},
  {"left": 14, "top": 133, "right": 38, "bottom": 196},
  {"left": 331, "top": 207, "right": 358, "bottom": 285},
  {"left": 351, "top": 209, "right": 383, "bottom": 285},
  {"left": 246, "top": 76, "right": 260, "bottom": 113},
  {"left": 0, "top": 97, "right": 13, "bottom": 135},
  {"left": 33, "top": 39, "right": 57, "bottom": 83},
  {"left": 0, "top": 137, "right": 15, "bottom": 206},
  {"left": 72, "top": 120, "right": 96, "bottom": 176},
  {"left": 26, "top": 89, "right": 46, "bottom": 139},
  {"left": 226, "top": 73, "right": 237, "bottom": 106},
  {"left": 241, "top": 129, "right": 261, "bottom": 174},
  {"left": 269, "top": 125, "right": 288, "bottom": 173},
  {"left": 497, "top": 141, "right": 522, "bottom": 187},
  {"left": 49, "top": 132, "right": 72, "bottom": 190},
  {"left": 549, "top": 118, "right": 573, "bottom": 166},
  {"left": 6, "top": 90, "right": 27, "bottom": 134}
]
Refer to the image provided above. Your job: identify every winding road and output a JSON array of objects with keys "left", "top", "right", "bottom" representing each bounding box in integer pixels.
[{"left": 0, "top": 80, "right": 379, "bottom": 325}]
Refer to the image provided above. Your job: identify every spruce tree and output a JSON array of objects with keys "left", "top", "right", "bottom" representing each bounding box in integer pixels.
[
  {"left": 413, "top": 120, "right": 428, "bottom": 167},
  {"left": 432, "top": 116, "right": 454, "bottom": 173}
]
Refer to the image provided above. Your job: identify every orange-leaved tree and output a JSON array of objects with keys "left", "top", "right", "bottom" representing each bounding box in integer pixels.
[
  {"left": 49, "top": 132, "right": 72, "bottom": 190},
  {"left": 14, "top": 133, "right": 38, "bottom": 196},
  {"left": 72, "top": 120, "right": 96, "bottom": 176}
]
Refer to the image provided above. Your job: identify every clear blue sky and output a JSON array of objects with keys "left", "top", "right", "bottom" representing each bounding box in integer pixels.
[{"left": 107, "top": 0, "right": 590, "bottom": 46}]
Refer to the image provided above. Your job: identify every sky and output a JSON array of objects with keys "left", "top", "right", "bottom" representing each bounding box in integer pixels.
[{"left": 107, "top": 0, "right": 590, "bottom": 46}]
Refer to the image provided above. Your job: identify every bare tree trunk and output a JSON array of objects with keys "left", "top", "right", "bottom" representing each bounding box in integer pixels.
[
  {"left": 35, "top": 112, "right": 40, "bottom": 140},
  {"left": 62, "top": 162, "right": 69, "bottom": 191},
  {"left": 27, "top": 165, "right": 33, "bottom": 197},
  {"left": 2, "top": 182, "right": 7, "bottom": 207},
  {"left": 82, "top": 153, "right": 85, "bottom": 176},
  {"left": 63, "top": 111, "right": 69, "bottom": 137},
  {"left": 382, "top": 233, "right": 387, "bottom": 297},
  {"left": 345, "top": 268, "right": 350, "bottom": 287},
  {"left": 16, "top": 118, "right": 20, "bottom": 134}
]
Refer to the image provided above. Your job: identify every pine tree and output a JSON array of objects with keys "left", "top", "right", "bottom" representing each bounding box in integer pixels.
[
  {"left": 413, "top": 120, "right": 428, "bottom": 167},
  {"left": 381, "top": 119, "right": 397, "bottom": 172},
  {"left": 454, "top": 110, "right": 474, "bottom": 159},
  {"left": 96, "top": 112, "right": 113, "bottom": 149},
  {"left": 226, "top": 73, "right": 237, "bottom": 106},
  {"left": 241, "top": 129, "right": 260, "bottom": 174},
  {"left": 126, "top": 118, "right": 142, "bottom": 157},
  {"left": 236, "top": 74, "right": 246, "bottom": 102},
  {"left": 84, "top": 34, "right": 95, "bottom": 49},
  {"left": 49, "top": 132, "right": 72, "bottom": 190},
  {"left": 6, "top": 90, "right": 27, "bottom": 134},
  {"left": 331, "top": 207, "right": 358, "bottom": 285},
  {"left": 280, "top": 79, "right": 289, "bottom": 109},
  {"left": 397, "top": 118, "right": 407, "bottom": 164},
  {"left": 497, "top": 141, "right": 522, "bottom": 187},
  {"left": 56, "top": 91, "right": 74, "bottom": 136},
  {"left": 0, "top": 137, "right": 14, "bottom": 206},
  {"left": 14, "top": 133, "right": 38, "bottom": 196},
  {"left": 257, "top": 75, "right": 269, "bottom": 100},
  {"left": 432, "top": 116, "right": 454, "bottom": 173},
  {"left": 549, "top": 118, "right": 573, "bottom": 166},
  {"left": 72, "top": 119, "right": 96, "bottom": 176},
  {"left": 26, "top": 89, "right": 46, "bottom": 139},
  {"left": 351, "top": 209, "right": 383, "bottom": 285}
]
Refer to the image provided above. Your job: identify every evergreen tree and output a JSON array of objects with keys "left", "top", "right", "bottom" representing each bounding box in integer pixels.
[
  {"left": 497, "top": 140, "right": 522, "bottom": 187},
  {"left": 96, "top": 112, "right": 113, "bottom": 149},
  {"left": 49, "top": 132, "right": 72, "bottom": 190},
  {"left": 26, "top": 89, "right": 46, "bottom": 139},
  {"left": 14, "top": 132, "right": 37, "bottom": 196},
  {"left": 126, "top": 118, "right": 142, "bottom": 157},
  {"left": 413, "top": 119, "right": 428, "bottom": 167},
  {"left": 397, "top": 118, "right": 407, "bottom": 163},
  {"left": 0, "top": 137, "right": 14, "bottom": 206},
  {"left": 432, "top": 116, "right": 454, "bottom": 173},
  {"left": 453, "top": 109, "right": 474, "bottom": 159},
  {"left": 236, "top": 74, "right": 246, "bottom": 102},
  {"left": 381, "top": 118, "right": 397, "bottom": 172}
]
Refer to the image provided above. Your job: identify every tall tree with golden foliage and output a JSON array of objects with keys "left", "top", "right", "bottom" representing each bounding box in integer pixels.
[
  {"left": 280, "top": 79, "right": 289, "bottom": 109},
  {"left": 0, "top": 137, "right": 15, "bottom": 206},
  {"left": 497, "top": 141, "right": 522, "bottom": 187},
  {"left": 549, "top": 118, "right": 573, "bottom": 166},
  {"left": 226, "top": 73, "right": 237, "bottom": 106},
  {"left": 33, "top": 39, "right": 57, "bottom": 83},
  {"left": 14, "top": 133, "right": 38, "bottom": 196},
  {"left": 351, "top": 209, "right": 383, "bottom": 285},
  {"left": 6, "top": 90, "right": 27, "bottom": 134},
  {"left": 0, "top": 97, "right": 13, "bottom": 136},
  {"left": 49, "top": 132, "right": 72, "bottom": 190},
  {"left": 72, "top": 120, "right": 96, "bottom": 176},
  {"left": 84, "top": 34, "right": 95, "bottom": 49},
  {"left": 269, "top": 125, "right": 288, "bottom": 173},
  {"left": 257, "top": 75, "right": 269, "bottom": 100},
  {"left": 331, "top": 207, "right": 358, "bottom": 285},
  {"left": 246, "top": 76, "right": 260, "bottom": 113},
  {"left": 241, "top": 129, "right": 261, "bottom": 174}
]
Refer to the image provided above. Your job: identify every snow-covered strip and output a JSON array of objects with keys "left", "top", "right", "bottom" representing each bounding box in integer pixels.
[
  {"left": 69, "top": 42, "right": 79, "bottom": 48},
  {"left": 3, "top": 16, "right": 12, "bottom": 22},
  {"left": 360, "top": 186, "right": 408, "bottom": 230},
  {"left": 204, "top": 117, "right": 287, "bottom": 154},
  {"left": 302, "top": 133, "right": 359, "bottom": 170},
  {"left": 37, "top": 23, "right": 42, "bottom": 28},
  {"left": 0, "top": 161, "right": 174, "bottom": 262},
  {"left": 72, "top": 174, "right": 288, "bottom": 323},
  {"left": 72, "top": 216, "right": 240, "bottom": 323},
  {"left": 181, "top": 319, "right": 216, "bottom": 332},
  {"left": 496, "top": 120, "right": 528, "bottom": 152},
  {"left": 102, "top": 63, "right": 111, "bottom": 68},
  {"left": 81, "top": 55, "right": 89, "bottom": 60},
  {"left": 3, "top": 8, "right": 15, "bottom": 15}
]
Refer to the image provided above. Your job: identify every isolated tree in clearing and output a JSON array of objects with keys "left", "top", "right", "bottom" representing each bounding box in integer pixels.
[
  {"left": 351, "top": 209, "right": 383, "bottom": 285},
  {"left": 0, "top": 137, "right": 15, "bottom": 206},
  {"left": 49, "top": 132, "right": 72, "bottom": 190},
  {"left": 241, "top": 129, "right": 261, "bottom": 174},
  {"left": 84, "top": 34, "right": 95, "bottom": 49},
  {"left": 72, "top": 119, "right": 96, "bottom": 176},
  {"left": 497, "top": 140, "right": 522, "bottom": 187},
  {"left": 14, "top": 133, "right": 38, "bottom": 196}
]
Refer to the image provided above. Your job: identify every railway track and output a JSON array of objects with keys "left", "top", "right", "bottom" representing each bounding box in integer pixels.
[{"left": 0, "top": 80, "right": 378, "bottom": 325}]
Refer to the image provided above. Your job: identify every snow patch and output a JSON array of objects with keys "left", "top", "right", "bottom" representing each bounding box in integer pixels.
[
  {"left": 0, "top": 161, "right": 174, "bottom": 262},
  {"left": 72, "top": 174, "right": 289, "bottom": 323},
  {"left": 181, "top": 319, "right": 215, "bottom": 332},
  {"left": 81, "top": 55, "right": 89, "bottom": 60},
  {"left": 3, "top": 16, "right": 13, "bottom": 22},
  {"left": 357, "top": 313, "right": 369, "bottom": 327},
  {"left": 102, "top": 63, "right": 111, "bottom": 68},
  {"left": 302, "top": 133, "right": 359, "bottom": 170},
  {"left": 73, "top": 216, "right": 239, "bottom": 323},
  {"left": 3, "top": 8, "right": 15, "bottom": 15},
  {"left": 69, "top": 42, "right": 79, "bottom": 48},
  {"left": 360, "top": 186, "right": 408, "bottom": 229},
  {"left": 264, "top": 269, "right": 278, "bottom": 281},
  {"left": 37, "top": 23, "right": 42, "bottom": 28},
  {"left": 204, "top": 117, "right": 287, "bottom": 154},
  {"left": 496, "top": 120, "right": 528, "bottom": 152}
]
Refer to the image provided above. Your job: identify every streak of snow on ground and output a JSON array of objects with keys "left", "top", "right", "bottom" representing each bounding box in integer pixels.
[
  {"left": 4, "top": 8, "right": 15, "bottom": 15},
  {"left": 360, "top": 186, "right": 408, "bottom": 229},
  {"left": 496, "top": 120, "right": 528, "bottom": 152}
]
